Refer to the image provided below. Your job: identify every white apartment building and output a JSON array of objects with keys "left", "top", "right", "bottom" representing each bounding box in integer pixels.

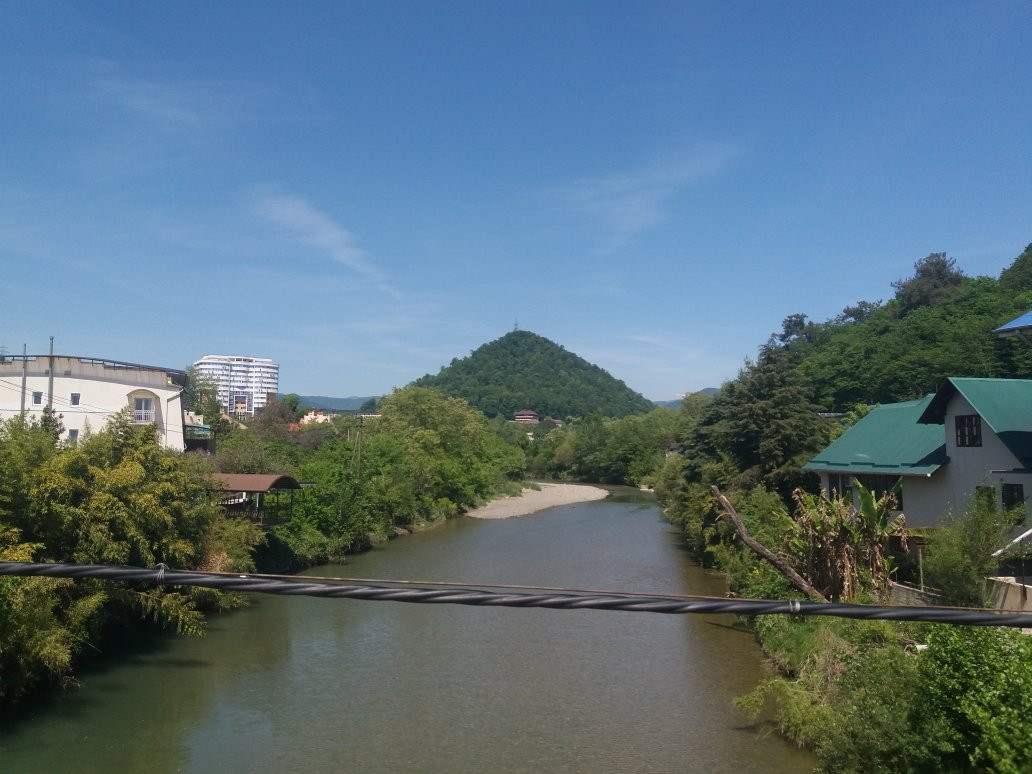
[
  {"left": 192, "top": 355, "right": 279, "bottom": 418},
  {"left": 0, "top": 355, "right": 187, "bottom": 450}
]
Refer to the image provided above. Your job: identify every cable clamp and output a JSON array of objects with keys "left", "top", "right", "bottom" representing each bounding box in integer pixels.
[
  {"left": 154, "top": 563, "right": 168, "bottom": 585},
  {"left": 788, "top": 599, "right": 801, "bottom": 614}
]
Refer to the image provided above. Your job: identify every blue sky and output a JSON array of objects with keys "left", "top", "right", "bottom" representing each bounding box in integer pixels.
[{"left": 2, "top": 2, "right": 1029, "bottom": 401}]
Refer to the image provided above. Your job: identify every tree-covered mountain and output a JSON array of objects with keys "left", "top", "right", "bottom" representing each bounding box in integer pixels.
[
  {"left": 651, "top": 244, "right": 1032, "bottom": 772},
  {"left": 412, "top": 331, "right": 653, "bottom": 419},
  {"left": 280, "top": 395, "right": 380, "bottom": 411},
  {"left": 785, "top": 245, "right": 1032, "bottom": 411}
]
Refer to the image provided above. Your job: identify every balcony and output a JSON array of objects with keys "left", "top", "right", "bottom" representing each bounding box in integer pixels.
[{"left": 133, "top": 410, "right": 156, "bottom": 423}]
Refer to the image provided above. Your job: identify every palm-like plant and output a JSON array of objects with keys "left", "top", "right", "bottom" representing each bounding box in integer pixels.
[{"left": 786, "top": 481, "right": 906, "bottom": 601}]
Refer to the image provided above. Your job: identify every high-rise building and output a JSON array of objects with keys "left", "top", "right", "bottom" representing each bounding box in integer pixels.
[{"left": 192, "top": 355, "right": 279, "bottom": 418}]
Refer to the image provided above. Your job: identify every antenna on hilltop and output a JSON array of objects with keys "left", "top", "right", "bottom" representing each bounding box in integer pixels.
[{"left": 513, "top": 318, "right": 519, "bottom": 332}]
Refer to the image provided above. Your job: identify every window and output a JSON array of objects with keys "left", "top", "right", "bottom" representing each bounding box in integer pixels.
[
  {"left": 70, "top": 393, "right": 80, "bottom": 406},
  {"left": 32, "top": 391, "right": 42, "bottom": 405},
  {"left": 856, "top": 474, "right": 903, "bottom": 509},
  {"left": 1002, "top": 483, "right": 1025, "bottom": 511},
  {"left": 955, "top": 415, "right": 982, "bottom": 447},
  {"left": 826, "top": 473, "right": 854, "bottom": 503},
  {"left": 67, "top": 429, "right": 79, "bottom": 443},
  {"left": 133, "top": 397, "right": 154, "bottom": 423}
]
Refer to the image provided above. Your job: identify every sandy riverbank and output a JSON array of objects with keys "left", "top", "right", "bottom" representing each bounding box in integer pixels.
[{"left": 466, "top": 482, "right": 609, "bottom": 519}]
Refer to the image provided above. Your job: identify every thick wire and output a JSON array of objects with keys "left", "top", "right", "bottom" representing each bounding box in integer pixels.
[{"left": 1, "top": 561, "right": 1030, "bottom": 628}]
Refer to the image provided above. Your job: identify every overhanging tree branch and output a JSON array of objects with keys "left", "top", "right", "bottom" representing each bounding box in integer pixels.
[{"left": 711, "top": 485, "right": 828, "bottom": 603}]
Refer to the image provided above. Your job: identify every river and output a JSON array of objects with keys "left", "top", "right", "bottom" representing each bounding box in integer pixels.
[{"left": 0, "top": 491, "right": 814, "bottom": 772}]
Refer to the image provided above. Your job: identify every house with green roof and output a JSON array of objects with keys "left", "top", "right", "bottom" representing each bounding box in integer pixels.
[{"left": 805, "top": 378, "right": 1032, "bottom": 529}]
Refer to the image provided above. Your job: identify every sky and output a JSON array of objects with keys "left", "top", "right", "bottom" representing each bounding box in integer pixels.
[{"left": 1, "top": 2, "right": 1030, "bottom": 401}]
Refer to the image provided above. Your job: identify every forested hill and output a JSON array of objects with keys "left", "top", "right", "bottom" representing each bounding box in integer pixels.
[
  {"left": 668, "top": 243, "right": 1032, "bottom": 505},
  {"left": 785, "top": 244, "right": 1032, "bottom": 411},
  {"left": 412, "top": 330, "right": 653, "bottom": 419}
]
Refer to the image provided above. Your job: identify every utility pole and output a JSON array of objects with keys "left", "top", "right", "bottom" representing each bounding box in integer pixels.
[
  {"left": 47, "top": 336, "right": 55, "bottom": 409},
  {"left": 351, "top": 414, "right": 363, "bottom": 482},
  {"left": 19, "top": 343, "right": 27, "bottom": 415}
]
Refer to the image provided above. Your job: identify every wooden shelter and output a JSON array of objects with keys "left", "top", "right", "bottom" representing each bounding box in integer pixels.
[{"left": 211, "top": 473, "right": 305, "bottom": 528}]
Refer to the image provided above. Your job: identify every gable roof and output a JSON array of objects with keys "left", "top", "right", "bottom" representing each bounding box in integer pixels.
[
  {"left": 917, "top": 377, "right": 1032, "bottom": 467},
  {"left": 805, "top": 396, "right": 946, "bottom": 477}
]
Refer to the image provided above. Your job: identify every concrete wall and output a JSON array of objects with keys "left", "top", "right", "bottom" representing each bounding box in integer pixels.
[{"left": 985, "top": 576, "right": 1032, "bottom": 617}]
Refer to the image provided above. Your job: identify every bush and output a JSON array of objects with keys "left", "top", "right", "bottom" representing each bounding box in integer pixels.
[{"left": 924, "top": 493, "right": 1012, "bottom": 606}]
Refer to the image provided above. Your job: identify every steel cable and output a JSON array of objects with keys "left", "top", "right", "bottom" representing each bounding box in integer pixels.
[{"left": 1, "top": 560, "right": 1031, "bottom": 627}]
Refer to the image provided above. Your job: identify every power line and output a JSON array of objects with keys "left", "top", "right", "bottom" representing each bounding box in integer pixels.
[
  {"left": 2, "top": 561, "right": 1031, "bottom": 628},
  {"left": 0, "top": 378, "right": 195, "bottom": 440}
]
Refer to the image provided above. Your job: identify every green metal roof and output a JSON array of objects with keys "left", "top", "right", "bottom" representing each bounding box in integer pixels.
[
  {"left": 918, "top": 377, "right": 1032, "bottom": 467},
  {"left": 805, "top": 396, "right": 946, "bottom": 477},
  {"left": 918, "top": 377, "right": 1032, "bottom": 432}
]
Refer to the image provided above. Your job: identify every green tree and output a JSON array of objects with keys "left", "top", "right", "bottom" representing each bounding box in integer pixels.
[
  {"left": 891, "top": 252, "right": 965, "bottom": 316},
  {"left": 183, "top": 367, "right": 232, "bottom": 441},
  {"left": 0, "top": 411, "right": 262, "bottom": 703},
  {"left": 916, "top": 625, "right": 1032, "bottom": 772},
  {"left": 924, "top": 490, "right": 1013, "bottom": 606}
]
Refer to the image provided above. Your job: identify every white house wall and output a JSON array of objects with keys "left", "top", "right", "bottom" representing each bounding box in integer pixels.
[
  {"left": 935, "top": 393, "right": 1031, "bottom": 520},
  {"left": 899, "top": 476, "right": 950, "bottom": 529},
  {"left": 819, "top": 393, "right": 1030, "bottom": 529},
  {"left": 0, "top": 358, "right": 185, "bottom": 451}
]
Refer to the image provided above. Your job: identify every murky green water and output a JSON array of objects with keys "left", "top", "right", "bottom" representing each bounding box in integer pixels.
[{"left": 0, "top": 492, "right": 814, "bottom": 772}]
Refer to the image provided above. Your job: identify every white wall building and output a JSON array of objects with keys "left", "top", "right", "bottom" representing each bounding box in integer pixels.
[
  {"left": 192, "top": 355, "right": 279, "bottom": 418},
  {"left": 0, "top": 355, "right": 187, "bottom": 450},
  {"left": 806, "top": 378, "right": 1032, "bottom": 530}
]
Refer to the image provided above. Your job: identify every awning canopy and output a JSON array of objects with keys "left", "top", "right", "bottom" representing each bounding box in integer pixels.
[{"left": 211, "top": 473, "right": 302, "bottom": 493}]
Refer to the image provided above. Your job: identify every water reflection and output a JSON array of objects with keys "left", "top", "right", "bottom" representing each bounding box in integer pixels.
[{"left": 0, "top": 496, "right": 814, "bottom": 772}]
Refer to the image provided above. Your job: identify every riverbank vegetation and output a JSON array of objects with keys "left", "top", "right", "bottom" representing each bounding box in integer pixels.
[
  {"left": 655, "top": 244, "right": 1032, "bottom": 771},
  {"left": 6, "top": 243, "right": 1032, "bottom": 769},
  {"left": 0, "top": 410, "right": 264, "bottom": 703},
  {"left": 0, "top": 385, "right": 530, "bottom": 704}
]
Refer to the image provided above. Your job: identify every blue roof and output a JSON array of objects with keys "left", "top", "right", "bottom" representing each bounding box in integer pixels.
[
  {"left": 995, "top": 310, "right": 1032, "bottom": 336},
  {"left": 805, "top": 396, "right": 946, "bottom": 477}
]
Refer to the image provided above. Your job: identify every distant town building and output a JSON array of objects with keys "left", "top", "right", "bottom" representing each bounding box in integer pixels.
[
  {"left": 514, "top": 409, "right": 539, "bottom": 424},
  {"left": 0, "top": 354, "right": 187, "bottom": 450},
  {"left": 193, "top": 355, "right": 279, "bottom": 419},
  {"left": 183, "top": 410, "right": 214, "bottom": 453},
  {"left": 300, "top": 409, "right": 334, "bottom": 425}
]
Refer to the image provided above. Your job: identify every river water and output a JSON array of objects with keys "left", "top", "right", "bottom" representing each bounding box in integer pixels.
[{"left": 0, "top": 491, "right": 814, "bottom": 772}]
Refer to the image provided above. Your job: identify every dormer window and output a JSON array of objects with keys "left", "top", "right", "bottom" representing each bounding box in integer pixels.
[{"left": 955, "top": 415, "right": 981, "bottom": 447}]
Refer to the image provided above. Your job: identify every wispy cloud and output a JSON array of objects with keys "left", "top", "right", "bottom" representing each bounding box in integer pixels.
[
  {"left": 252, "top": 192, "right": 401, "bottom": 298},
  {"left": 91, "top": 67, "right": 272, "bottom": 131},
  {"left": 556, "top": 144, "right": 738, "bottom": 250}
]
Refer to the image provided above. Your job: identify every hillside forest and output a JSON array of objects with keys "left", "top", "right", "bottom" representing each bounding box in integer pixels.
[{"left": 3, "top": 243, "right": 1032, "bottom": 770}]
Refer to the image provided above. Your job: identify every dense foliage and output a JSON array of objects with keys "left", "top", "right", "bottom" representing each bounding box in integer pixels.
[
  {"left": 202, "top": 386, "right": 528, "bottom": 566},
  {"left": 279, "top": 387, "right": 526, "bottom": 563},
  {"left": 512, "top": 408, "right": 678, "bottom": 485},
  {"left": 655, "top": 243, "right": 1032, "bottom": 770},
  {"left": 413, "top": 330, "right": 654, "bottom": 419},
  {"left": 795, "top": 246, "right": 1032, "bottom": 410},
  {"left": 0, "top": 411, "right": 263, "bottom": 703},
  {"left": 0, "top": 386, "right": 527, "bottom": 704}
]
